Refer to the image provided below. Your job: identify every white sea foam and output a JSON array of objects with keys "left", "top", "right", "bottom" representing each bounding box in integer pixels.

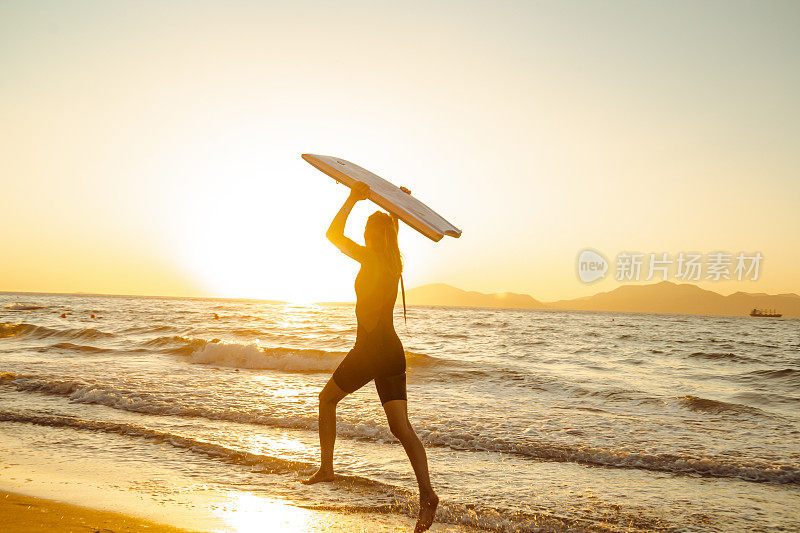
[
  {"left": 188, "top": 341, "right": 345, "bottom": 372},
  {"left": 184, "top": 340, "right": 439, "bottom": 372},
  {"left": 3, "top": 303, "right": 47, "bottom": 311}
]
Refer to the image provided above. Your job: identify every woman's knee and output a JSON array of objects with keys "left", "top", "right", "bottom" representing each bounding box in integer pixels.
[
  {"left": 319, "top": 380, "right": 347, "bottom": 406},
  {"left": 388, "top": 417, "right": 413, "bottom": 439},
  {"left": 318, "top": 388, "right": 338, "bottom": 406}
]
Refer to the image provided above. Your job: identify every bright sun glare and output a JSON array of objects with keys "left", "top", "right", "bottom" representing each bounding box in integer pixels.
[
  {"left": 220, "top": 493, "right": 312, "bottom": 532},
  {"left": 163, "top": 141, "right": 360, "bottom": 303}
]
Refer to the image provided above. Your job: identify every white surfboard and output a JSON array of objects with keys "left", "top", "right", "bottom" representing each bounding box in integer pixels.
[{"left": 302, "top": 154, "right": 462, "bottom": 242}]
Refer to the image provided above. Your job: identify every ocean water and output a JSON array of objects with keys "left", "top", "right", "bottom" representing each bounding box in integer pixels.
[{"left": 1, "top": 292, "right": 799, "bottom": 532}]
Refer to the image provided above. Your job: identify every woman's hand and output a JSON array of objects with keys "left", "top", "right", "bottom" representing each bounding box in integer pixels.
[{"left": 348, "top": 181, "right": 370, "bottom": 202}]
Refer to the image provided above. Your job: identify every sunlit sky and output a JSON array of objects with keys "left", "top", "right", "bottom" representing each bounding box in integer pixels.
[{"left": 2, "top": 1, "right": 798, "bottom": 302}]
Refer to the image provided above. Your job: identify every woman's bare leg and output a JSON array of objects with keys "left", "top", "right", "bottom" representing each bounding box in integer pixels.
[
  {"left": 383, "top": 399, "right": 438, "bottom": 532},
  {"left": 302, "top": 378, "right": 348, "bottom": 484}
]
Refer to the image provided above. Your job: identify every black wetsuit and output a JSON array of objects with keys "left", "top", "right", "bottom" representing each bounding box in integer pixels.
[{"left": 332, "top": 252, "right": 407, "bottom": 404}]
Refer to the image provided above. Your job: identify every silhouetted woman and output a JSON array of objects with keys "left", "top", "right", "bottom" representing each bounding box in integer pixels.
[{"left": 303, "top": 181, "right": 438, "bottom": 532}]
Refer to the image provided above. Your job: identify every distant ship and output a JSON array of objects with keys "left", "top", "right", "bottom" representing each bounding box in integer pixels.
[{"left": 750, "top": 308, "right": 782, "bottom": 318}]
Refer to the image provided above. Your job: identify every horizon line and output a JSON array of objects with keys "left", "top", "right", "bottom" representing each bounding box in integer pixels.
[{"left": 2, "top": 279, "right": 798, "bottom": 306}]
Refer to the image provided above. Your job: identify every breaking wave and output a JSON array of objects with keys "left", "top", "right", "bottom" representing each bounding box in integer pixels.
[
  {"left": 143, "top": 335, "right": 441, "bottom": 372},
  {"left": 3, "top": 303, "right": 48, "bottom": 311},
  {"left": 189, "top": 342, "right": 346, "bottom": 371},
  {"left": 0, "top": 322, "right": 115, "bottom": 341}
]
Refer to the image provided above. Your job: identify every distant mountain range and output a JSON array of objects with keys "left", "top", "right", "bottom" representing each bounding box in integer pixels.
[
  {"left": 404, "top": 281, "right": 800, "bottom": 318},
  {"left": 403, "top": 283, "right": 544, "bottom": 309}
]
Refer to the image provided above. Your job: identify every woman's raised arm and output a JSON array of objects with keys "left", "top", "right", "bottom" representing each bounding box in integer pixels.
[{"left": 326, "top": 182, "right": 370, "bottom": 262}]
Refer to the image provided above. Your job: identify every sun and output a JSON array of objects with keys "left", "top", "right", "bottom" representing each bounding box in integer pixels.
[{"left": 162, "top": 150, "right": 360, "bottom": 303}]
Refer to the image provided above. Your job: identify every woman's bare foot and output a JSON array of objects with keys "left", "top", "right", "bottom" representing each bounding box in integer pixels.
[
  {"left": 414, "top": 491, "right": 439, "bottom": 532},
  {"left": 300, "top": 467, "right": 335, "bottom": 485}
]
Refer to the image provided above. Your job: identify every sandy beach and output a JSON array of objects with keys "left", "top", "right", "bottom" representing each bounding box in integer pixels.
[
  {"left": 0, "top": 409, "right": 471, "bottom": 533},
  {"left": 0, "top": 485, "right": 456, "bottom": 533},
  {"left": 0, "top": 488, "right": 452, "bottom": 532},
  {"left": 1, "top": 490, "right": 199, "bottom": 533}
]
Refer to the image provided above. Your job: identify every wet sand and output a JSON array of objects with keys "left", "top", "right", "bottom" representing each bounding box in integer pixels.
[
  {"left": 0, "top": 421, "right": 473, "bottom": 533},
  {"left": 1, "top": 490, "right": 198, "bottom": 533},
  {"left": 0, "top": 488, "right": 449, "bottom": 532}
]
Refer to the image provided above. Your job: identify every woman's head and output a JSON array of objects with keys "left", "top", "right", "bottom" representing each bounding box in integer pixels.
[{"left": 364, "top": 211, "right": 402, "bottom": 275}]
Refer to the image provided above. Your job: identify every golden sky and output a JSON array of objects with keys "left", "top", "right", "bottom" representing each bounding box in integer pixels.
[{"left": 2, "top": 1, "right": 798, "bottom": 302}]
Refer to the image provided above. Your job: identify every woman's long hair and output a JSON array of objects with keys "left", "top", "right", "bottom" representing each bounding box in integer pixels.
[{"left": 366, "top": 211, "right": 403, "bottom": 277}]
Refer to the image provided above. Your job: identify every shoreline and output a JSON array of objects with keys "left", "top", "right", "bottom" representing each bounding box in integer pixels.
[
  {"left": 0, "top": 486, "right": 439, "bottom": 533},
  {"left": 0, "top": 490, "right": 200, "bottom": 533},
  {"left": 0, "top": 416, "right": 475, "bottom": 533}
]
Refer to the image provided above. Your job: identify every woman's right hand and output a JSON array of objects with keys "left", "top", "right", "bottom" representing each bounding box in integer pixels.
[{"left": 348, "top": 181, "right": 370, "bottom": 202}]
